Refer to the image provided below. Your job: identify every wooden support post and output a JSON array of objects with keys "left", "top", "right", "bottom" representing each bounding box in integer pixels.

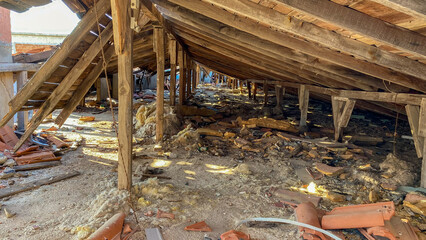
[
  {"left": 417, "top": 98, "right": 426, "bottom": 187},
  {"left": 191, "top": 62, "right": 196, "bottom": 93},
  {"left": 215, "top": 73, "right": 219, "bottom": 86},
  {"left": 406, "top": 105, "right": 424, "bottom": 158},
  {"left": 195, "top": 64, "right": 200, "bottom": 88},
  {"left": 0, "top": 73, "right": 13, "bottom": 128},
  {"left": 177, "top": 44, "right": 185, "bottom": 106},
  {"left": 253, "top": 82, "right": 257, "bottom": 101},
  {"left": 168, "top": 37, "right": 177, "bottom": 106},
  {"left": 96, "top": 78, "right": 102, "bottom": 102},
  {"left": 331, "top": 96, "right": 356, "bottom": 141},
  {"left": 185, "top": 54, "right": 191, "bottom": 98},
  {"left": 264, "top": 81, "right": 269, "bottom": 105},
  {"left": 247, "top": 81, "right": 251, "bottom": 99},
  {"left": 112, "top": 0, "right": 133, "bottom": 190},
  {"left": 275, "top": 86, "right": 283, "bottom": 108},
  {"left": 154, "top": 26, "right": 165, "bottom": 142},
  {"left": 299, "top": 85, "right": 309, "bottom": 130},
  {"left": 16, "top": 71, "right": 28, "bottom": 131}
]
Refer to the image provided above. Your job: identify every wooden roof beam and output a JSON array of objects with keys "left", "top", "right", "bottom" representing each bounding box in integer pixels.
[
  {"left": 368, "top": 0, "right": 426, "bottom": 21},
  {"left": 163, "top": 0, "right": 426, "bottom": 92},
  {"left": 155, "top": 1, "right": 409, "bottom": 92},
  {"left": 197, "top": 0, "right": 426, "bottom": 81},
  {"left": 270, "top": 0, "right": 426, "bottom": 59}
]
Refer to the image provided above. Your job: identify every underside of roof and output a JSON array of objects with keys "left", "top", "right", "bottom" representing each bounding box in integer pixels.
[{"left": 2, "top": 0, "right": 426, "bottom": 118}]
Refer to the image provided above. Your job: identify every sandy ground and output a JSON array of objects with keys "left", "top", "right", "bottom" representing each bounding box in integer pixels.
[{"left": 0, "top": 85, "right": 423, "bottom": 240}]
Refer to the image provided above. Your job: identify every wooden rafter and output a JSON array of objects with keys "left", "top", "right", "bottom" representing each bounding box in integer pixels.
[
  {"left": 368, "top": 0, "right": 426, "bottom": 21},
  {"left": 271, "top": 0, "right": 426, "bottom": 59},
  {"left": 162, "top": 0, "right": 426, "bottom": 92}
]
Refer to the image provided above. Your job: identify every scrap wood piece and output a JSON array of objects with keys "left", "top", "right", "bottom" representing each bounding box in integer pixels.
[
  {"left": 145, "top": 228, "right": 164, "bottom": 240},
  {"left": 12, "top": 161, "right": 61, "bottom": 171},
  {"left": 0, "top": 171, "right": 80, "bottom": 199},
  {"left": 243, "top": 118, "right": 298, "bottom": 133},
  {"left": 269, "top": 188, "right": 321, "bottom": 207},
  {"left": 184, "top": 221, "right": 212, "bottom": 232},
  {"left": 79, "top": 116, "right": 96, "bottom": 122},
  {"left": 196, "top": 128, "right": 223, "bottom": 137},
  {"left": 315, "top": 163, "right": 344, "bottom": 177}
]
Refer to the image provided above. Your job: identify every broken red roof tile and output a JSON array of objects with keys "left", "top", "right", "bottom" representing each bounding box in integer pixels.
[
  {"left": 156, "top": 209, "right": 175, "bottom": 219},
  {"left": 87, "top": 212, "right": 125, "bottom": 240},
  {"left": 0, "top": 141, "right": 12, "bottom": 152},
  {"left": 0, "top": 126, "right": 18, "bottom": 148},
  {"left": 295, "top": 202, "right": 328, "bottom": 240},
  {"left": 15, "top": 151, "right": 57, "bottom": 165},
  {"left": 46, "top": 135, "right": 69, "bottom": 148},
  {"left": 220, "top": 230, "right": 250, "bottom": 240},
  {"left": 184, "top": 221, "right": 212, "bottom": 232},
  {"left": 322, "top": 202, "right": 395, "bottom": 230}
]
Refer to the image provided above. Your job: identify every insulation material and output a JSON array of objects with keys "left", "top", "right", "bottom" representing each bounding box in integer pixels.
[{"left": 134, "top": 102, "right": 181, "bottom": 139}]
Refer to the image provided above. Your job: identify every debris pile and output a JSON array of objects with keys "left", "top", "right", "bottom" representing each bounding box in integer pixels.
[{"left": 134, "top": 102, "right": 181, "bottom": 140}]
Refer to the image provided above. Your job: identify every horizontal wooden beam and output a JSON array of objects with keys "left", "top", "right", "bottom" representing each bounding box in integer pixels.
[
  {"left": 272, "top": 0, "right": 426, "bottom": 59},
  {"left": 0, "top": 63, "right": 40, "bottom": 72},
  {"left": 249, "top": 79, "right": 426, "bottom": 105}
]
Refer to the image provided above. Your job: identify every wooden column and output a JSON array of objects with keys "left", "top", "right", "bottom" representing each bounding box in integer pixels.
[
  {"left": 112, "top": 0, "right": 133, "bottom": 190},
  {"left": 331, "top": 96, "right": 356, "bottom": 141},
  {"left": 16, "top": 71, "right": 28, "bottom": 131},
  {"left": 275, "top": 86, "right": 283, "bottom": 107},
  {"left": 195, "top": 64, "right": 200, "bottom": 87},
  {"left": 299, "top": 85, "right": 310, "bottom": 130},
  {"left": 215, "top": 73, "right": 219, "bottom": 86},
  {"left": 154, "top": 26, "right": 165, "bottom": 142},
  {"left": 264, "top": 81, "right": 269, "bottom": 105},
  {"left": 253, "top": 82, "right": 257, "bottom": 101},
  {"left": 177, "top": 44, "right": 185, "bottom": 106},
  {"left": 417, "top": 98, "right": 426, "bottom": 187},
  {"left": 406, "top": 105, "right": 423, "bottom": 158},
  {"left": 247, "top": 81, "right": 252, "bottom": 99},
  {"left": 191, "top": 62, "right": 196, "bottom": 93},
  {"left": 185, "top": 54, "right": 191, "bottom": 98},
  {"left": 168, "top": 37, "right": 177, "bottom": 106},
  {"left": 0, "top": 73, "right": 13, "bottom": 127}
]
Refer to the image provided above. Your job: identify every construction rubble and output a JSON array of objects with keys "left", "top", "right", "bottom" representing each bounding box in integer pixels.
[{"left": 1, "top": 84, "right": 425, "bottom": 240}]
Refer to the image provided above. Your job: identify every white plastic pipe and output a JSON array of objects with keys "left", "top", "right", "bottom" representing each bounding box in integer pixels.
[{"left": 238, "top": 217, "right": 342, "bottom": 240}]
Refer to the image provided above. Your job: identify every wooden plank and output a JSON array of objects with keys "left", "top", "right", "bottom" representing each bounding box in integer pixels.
[
  {"left": 298, "top": 85, "right": 309, "bottom": 129},
  {"left": 12, "top": 23, "right": 114, "bottom": 152},
  {"left": 368, "top": 0, "right": 426, "bottom": 21},
  {"left": 273, "top": 0, "right": 426, "bottom": 58},
  {"left": 406, "top": 105, "right": 424, "bottom": 158},
  {"left": 169, "top": 37, "right": 177, "bottom": 106},
  {"left": 162, "top": 0, "right": 426, "bottom": 92},
  {"left": 195, "top": 64, "right": 200, "bottom": 87},
  {"left": 185, "top": 54, "right": 191, "bottom": 98},
  {"left": 0, "top": 0, "right": 111, "bottom": 128},
  {"left": 16, "top": 71, "right": 28, "bottom": 131},
  {"left": 0, "top": 63, "right": 40, "bottom": 72},
  {"left": 339, "top": 99, "right": 356, "bottom": 129},
  {"left": 13, "top": 161, "right": 61, "bottom": 171},
  {"left": 154, "top": 26, "right": 165, "bottom": 142},
  {"left": 0, "top": 171, "right": 80, "bottom": 199},
  {"left": 177, "top": 44, "right": 185, "bottom": 106},
  {"left": 198, "top": 0, "right": 426, "bottom": 81},
  {"left": 276, "top": 86, "right": 283, "bottom": 107},
  {"left": 112, "top": 0, "right": 134, "bottom": 190},
  {"left": 55, "top": 45, "right": 115, "bottom": 127},
  {"left": 332, "top": 96, "right": 345, "bottom": 141}
]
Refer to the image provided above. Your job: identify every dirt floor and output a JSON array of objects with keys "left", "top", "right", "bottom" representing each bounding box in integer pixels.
[{"left": 0, "top": 84, "right": 425, "bottom": 240}]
